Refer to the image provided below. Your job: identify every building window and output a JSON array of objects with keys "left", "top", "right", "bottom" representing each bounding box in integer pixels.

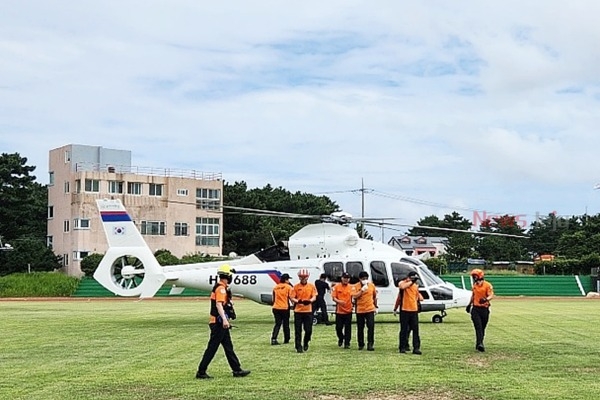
[
  {"left": 108, "top": 181, "right": 124, "bottom": 194},
  {"left": 47, "top": 236, "right": 53, "bottom": 249},
  {"left": 84, "top": 179, "right": 100, "bottom": 192},
  {"left": 149, "top": 183, "right": 163, "bottom": 196},
  {"left": 177, "top": 189, "right": 188, "bottom": 196},
  {"left": 127, "top": 182, "right": 142, "bottom": 195},
  {"left": 74, "top": 218, "right": 90, "bottom": 229},
  {"left": 75, "top": 179, "right": 81, "bottom": 193},
  {"left": 196, "top": 217, "right": 220, "bottom": 246},
  {"left": 196, "top": 188, "right": 221, "bottom": 210},
  {"left": 63, "top": 220, "right": 70, "bottom": 232},
  {"left": 174, "top": 222, "right": 189, "bottom": 236},
  {"left": 64, "top": 181, "right": 70, "bottom": 193},
  {"left": 48, "top": 206, "right": 54, "bottom": 219},
  {"left": 64, "top": 150, "right": 71, "bottom": 162},
  {"left": 73, "top": 251, "right": 90, "bottom": 261},
  {"left": 49, "top": 171, "right": 55, "bottom": 186},
  {"left": 62, "top": 253, "right": 69, "bottom": 266},
  {"left": 141, "top": 221, "right": 166, "bottom": 235}
]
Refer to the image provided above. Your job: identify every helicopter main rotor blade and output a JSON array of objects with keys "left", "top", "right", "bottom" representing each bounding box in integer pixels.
[
  {"left": 364, "top": 222, "right": 528, "bottom": 239},
  {"left": 222, "top": 206, "right": 318, "bottom": 219}
]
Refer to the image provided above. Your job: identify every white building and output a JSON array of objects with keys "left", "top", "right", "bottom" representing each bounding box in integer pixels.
[{"left": 47, "top": 144, "right": 223, "bottom": 276}]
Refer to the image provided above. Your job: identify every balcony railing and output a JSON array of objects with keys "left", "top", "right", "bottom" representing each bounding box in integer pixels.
[{"left": 74, "top": 162, "right": 222, "bottom": 181}]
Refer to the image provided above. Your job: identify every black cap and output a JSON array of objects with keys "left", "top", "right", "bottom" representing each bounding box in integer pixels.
[
  {"left": 358, "top": 271, "right": 369, "bottom": 279},
  {"left": 341, "top": 272, "right": 350, "bottom": 279},
  {"left": 408, "top": 271, "right": 419, "bottom": 278},
  {"left": 280, "top": 273, "right": 291, "bottom": 282}
]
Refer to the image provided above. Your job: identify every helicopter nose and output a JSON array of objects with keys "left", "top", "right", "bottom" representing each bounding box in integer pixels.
[{"left": 454, "top": 288, "right": 472, "bottom": 307}]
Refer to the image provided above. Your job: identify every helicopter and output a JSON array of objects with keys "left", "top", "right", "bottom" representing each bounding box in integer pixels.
[{"left": 94, "top": 199, "right": 493, "bottom": 323}]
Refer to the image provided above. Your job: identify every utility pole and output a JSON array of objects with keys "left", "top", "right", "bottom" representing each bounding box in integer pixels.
[{"left": 360, "top": 178, "right": 365, "bottom": 239}]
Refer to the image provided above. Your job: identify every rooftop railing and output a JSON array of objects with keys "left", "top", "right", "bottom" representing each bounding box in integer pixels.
[{"left": 74, "top": 163, "right": 222, "bottom": 181}]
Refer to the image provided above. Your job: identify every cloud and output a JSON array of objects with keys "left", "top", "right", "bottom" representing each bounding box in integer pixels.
[{"left": 2, "top": 0, "right": 600, "bottom": 237}]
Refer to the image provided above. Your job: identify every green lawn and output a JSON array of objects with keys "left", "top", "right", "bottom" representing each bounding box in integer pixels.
[{"left": 1, "top": 298, "right": 599, "bottom": 400}]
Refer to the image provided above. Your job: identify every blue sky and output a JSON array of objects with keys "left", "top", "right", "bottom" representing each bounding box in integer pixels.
[{"left": 2, "top": 1, "right": 600, "bottom": 241}]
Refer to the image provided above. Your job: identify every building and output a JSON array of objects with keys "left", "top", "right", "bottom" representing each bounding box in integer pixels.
[
  {"left": 387, "top": 235, "right": 448, "bottom": 257},
  {"left": 47, "top": 144, "right": 223, "bottom": 276}
]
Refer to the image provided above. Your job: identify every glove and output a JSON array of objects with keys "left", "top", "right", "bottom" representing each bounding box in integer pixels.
[
  {"left": 301, "top": 300, "right": 311, "bottom": 305},
  {"left": 393, "top": 310, "right": 398, "bottom": 317},
  {"left": 361, "top": 285, "right": 369, "bottom": 292},
  {"left": 479, "top": 298, "right": 488, "bottom": 305},
  {"left": 466, "top": 304, "right": 472, "bottom": 313}
]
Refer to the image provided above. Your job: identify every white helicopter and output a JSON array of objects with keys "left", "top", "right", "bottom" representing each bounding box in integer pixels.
[{"left": 94, "top": 199, "right": 476, "bottom": 323}]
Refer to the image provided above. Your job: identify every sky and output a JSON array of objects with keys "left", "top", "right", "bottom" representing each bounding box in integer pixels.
[{"left": 2, "top": 1, "right": 600, "bottom": 242}]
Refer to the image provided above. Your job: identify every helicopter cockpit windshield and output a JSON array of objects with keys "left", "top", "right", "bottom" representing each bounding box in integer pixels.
[{"left": 398, "top": 257, "right": 444, "bottom": 286}]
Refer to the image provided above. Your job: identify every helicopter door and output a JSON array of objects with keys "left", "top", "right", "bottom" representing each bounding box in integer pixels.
[{"left": 369, "top": 261, "right": 393, "bottom": 308}]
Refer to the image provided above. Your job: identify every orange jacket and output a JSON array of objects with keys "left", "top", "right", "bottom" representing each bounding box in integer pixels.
[
  {"left": 353, "top": 282, "right": 377, "bottom": 313},
  {"left": 472, "top": 280, "right": 494, "bottom": 308},
  {"left": 291, "top": 282, "right": 317, "bottom": 313},
  {"left": 332, "top": 282, "right": 355, "bottom": 314},
  {"left": 209, "top": 281, "right": 229, "bottom": 324},
  {"left": 399, "top": 281, "right": 423, "bottom": 312},
  {"left": 272, "top": 282, "right": 293, "bottom": 310}
]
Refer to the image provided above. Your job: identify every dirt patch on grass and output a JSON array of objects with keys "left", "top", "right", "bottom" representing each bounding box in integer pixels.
[
  {"left": 465, "top": 352, "right": 523, "bottom": 368},
  {"left": 319, "top": 389, "right": 481, "bottom": 400}
]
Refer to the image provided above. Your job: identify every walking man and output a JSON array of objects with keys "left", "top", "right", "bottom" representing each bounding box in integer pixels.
[
  {"left": 196, "top": 264, "right": 251, "bottom": 379},
  {"left": 352, "top": 271, "right": 377, "bottom": 351},
  {"left": 466, "top": 268, "right": 494, "bottom": 352},
  {"left": 331, "top": 272, "right": 355, "bottom": 348},
  {"left": 291, "top": 269, "right": 317, "bottom": 353}
]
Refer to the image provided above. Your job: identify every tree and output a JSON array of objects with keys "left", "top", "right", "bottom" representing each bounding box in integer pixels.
[
  {"left": 476, "top": 215, "right": 527, "bottom": 261},
  {"left": 80, "top": 253, "right": 104, "bottom": 277},
  {"left": 223, "top": 182, "right": 339, "bottom": 255},
  {"left": 408, "top": 212, "right": 476, "bottom": 261},
  {"left": 0, "top": 237, "right": 61, "bottom": 276},
  {"left": 526, "top": 213, "right": 577, "bottom": 257},
  {"left": 0, "top": 153, "right": 48, "bottom": 241}
]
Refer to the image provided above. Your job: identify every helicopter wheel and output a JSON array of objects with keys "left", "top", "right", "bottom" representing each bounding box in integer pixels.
[{"left": 432, "top": 314, "right": 444, "bottom": 323}]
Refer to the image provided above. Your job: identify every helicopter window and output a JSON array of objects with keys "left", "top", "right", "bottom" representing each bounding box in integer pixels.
[
  {"left": 323, "top": 262, "right": 344, "bottom": 282},
  {"left": 369, "top": 261, "right": 389, "bottom": 287},
  {"left": 390, "top": 262, "right": 416, "bottom": 286},
  {"left": 345, "top": 261, "right": 364, "bottom": 284}
]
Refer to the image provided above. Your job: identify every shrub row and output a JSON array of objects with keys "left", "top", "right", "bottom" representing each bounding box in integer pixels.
[{"left": 0, "top": 272, "right": 80, "bottom": 297}]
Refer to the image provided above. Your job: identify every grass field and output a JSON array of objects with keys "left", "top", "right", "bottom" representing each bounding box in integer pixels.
[{"left": 1, "top": 298, "right": 599, "bottom": 400}]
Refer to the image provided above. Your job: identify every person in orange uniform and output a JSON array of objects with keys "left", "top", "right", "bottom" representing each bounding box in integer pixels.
[
  {"left": 352, "top": 271, "right": 378, "bottom": 351},
  {"left": 271, "top": 273, "right": 293, "bottom": 345},
  {"left": 397, "top": 271, "right": 424, "bottom": 355},
  {"left": 466, "top": 268, "right": 494, "bottom": 352},
  {"left": 196, "top": 264, "right": 250, "bottom": 379},
  {"left": 331, "top": 272, "right": 355, "bottom": 349},
  {"left": 291, "top": 269, "right": 317, "bottom": 353}
]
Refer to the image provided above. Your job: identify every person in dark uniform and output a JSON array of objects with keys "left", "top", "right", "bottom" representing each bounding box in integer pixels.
[
  {"left": 313, "top": 273, "right": 332, "bottom": 325},
  {"left": 196, "top": 264, "right": 251, "bottom": 379},
  {"left": 397, "top": 271, "right": 424, "bottom": 355},
  {"left": 466, "top": 268, "right": 494, "bottom": 352}
]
